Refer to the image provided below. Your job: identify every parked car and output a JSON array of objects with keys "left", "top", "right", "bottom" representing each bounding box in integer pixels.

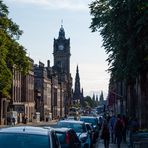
[
  {"left": 57, "top": 120, "right": 91, "bottom": 148},
  {"left": 80, "top": 116, "right": 99, "bottom": 141},
  {"left": 0, "top": 126, "right": 61, "bottom": 148},
  {"left": 54, "top": 127, "right": 81, "bottom": 148}
]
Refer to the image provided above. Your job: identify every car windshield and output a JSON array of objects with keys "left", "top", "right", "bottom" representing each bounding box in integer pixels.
[
  {"left": 80, "top": 118, "right": 97, "bottom": 125},
  {"left": 73, "top": 124, "right": 86, "bottom": 133},
  {"left": 0, "top": 133, "right": 50, "bottom": 148},
  {"left": 58, "top": 122, "right": 86, "bottom": 133}
]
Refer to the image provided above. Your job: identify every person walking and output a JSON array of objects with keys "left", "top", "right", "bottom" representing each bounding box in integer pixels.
[
  {"left": 128, "top": 117, "right": 139, "bottom": 148},
  {"left": 100, "top": 119, "right": 110, "bottom": 148},
  {"left": 122, "top": 115, "right": 128, "bottom": 143},
  {"left": 12, "top": 117, "right": 16, "bottom": 126},
  {"left": 109, "top": 114, "right": 117, "bottom": 143},
  {"left": 114, "top": 114, "right": 124, "bottom": 148},
  {"left": 7, "top": 117, "right": 11, "bottom": 125}
]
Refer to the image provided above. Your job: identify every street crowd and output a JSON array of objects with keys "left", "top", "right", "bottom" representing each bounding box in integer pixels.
[{"left": 99, "top": 113, "right": 139, "bottom": 148}]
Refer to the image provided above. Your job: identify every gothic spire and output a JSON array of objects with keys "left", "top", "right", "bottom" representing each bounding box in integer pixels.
[
  {"left": 73, "top": 65, "right": 84, "bottom": 106},
  {"left": 75, "top": 66, "right": 80, "bottom": 95},
  {"left": 76, "top": 65, "right": 80, "bottom": 80}
]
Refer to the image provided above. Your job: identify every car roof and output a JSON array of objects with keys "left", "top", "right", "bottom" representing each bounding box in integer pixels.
[
  {"left": 44, "top": 126, "right": 73, "bottom": 132},
  {"left": 80, "top": 116, "right": 97, "bottom": 119},
  {"left": 85, "top": 122, "right": 93, "bottom": 125},
  {"left": 58, "top": 120, "right": 84, "bottom": 124},
  {"left": 54, "top": 127, "right": 74, "bottom": 132},
  {"left": 0, "top": 126, "right": 52, "bottom": 136}
]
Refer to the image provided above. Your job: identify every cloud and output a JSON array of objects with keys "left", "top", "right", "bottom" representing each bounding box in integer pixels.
[{"left": 6, "top": 0, "right": 91, "bottom": 11}]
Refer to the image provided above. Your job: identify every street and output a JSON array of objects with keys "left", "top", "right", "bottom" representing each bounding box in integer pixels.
[
  {"left": 0, "top": 119, "right": 131, "bottom": 148},
  {"left": 48, "top": 119, "right": 129, "bottom": 148}
]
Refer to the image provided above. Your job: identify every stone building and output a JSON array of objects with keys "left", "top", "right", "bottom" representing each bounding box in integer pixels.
[
  {"left": 8, "top": 58, "right": 35, "bottom": 123},
  {"left": 53, "top": 25, "right": 73, "bottom": 116},
  {"left": 34, "top": 61, "right": 51, "bottom": 121},
  {"left": 33, "top": 25, "right": 73, "bottom": 120},
  {"left": 0, "top": 25, "right": 73, "bottom": 125},
  {"left": 21, "top": 58, "right": 35, "bottom": 122}
]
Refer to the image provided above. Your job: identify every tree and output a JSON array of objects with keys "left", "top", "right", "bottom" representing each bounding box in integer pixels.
[
  {"left": 0, "top": 0, "right": 29, "bottom": 97},
  {"left": 89, "top": 0, "right": 148, "bottom": 82},
  {"left": 82, "top": 96, "right": 94, "bottom": 108},
  {"left": 89, "top": 0, "right": 148, "bottom": 126}
]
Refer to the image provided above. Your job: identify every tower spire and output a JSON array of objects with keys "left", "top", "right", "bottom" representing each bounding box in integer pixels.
[
  {"left": 58, "top": 20, "right": 65, "bottom": 39},
  {"left": 61, "top": 19, "right": 63, "bottom": 27},
  {"left": 76, "top": 65, "right": 79, "bottom": 73},
  {"left": 73, "top": 65, "right": 81, "bottom": 100}
]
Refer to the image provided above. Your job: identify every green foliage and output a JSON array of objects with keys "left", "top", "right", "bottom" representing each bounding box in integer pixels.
[
  {"left": 0, "top": 0, "right": 29, "bottom": 98},
  {"left": 89, "top": 0, "right": 148, "bottom": 82},
  {"left": 82, "top": 96, "right": 98, "bottom": 108},
  {"left": 71, "top": 103, "right": 80, "bottom": 109},
  {"left": 82, "top": 96, "right": 92, "bottom": 108}
]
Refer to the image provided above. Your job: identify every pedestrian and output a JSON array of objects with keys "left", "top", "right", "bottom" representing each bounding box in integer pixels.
[
  {"left": 100, "top": 119, "right": 110, "bottom": 148},
  {"left": 24, "top": 115, "right": 28, "bottom": 124},
  {"left": 109, "top": 114, "right": 117, "bottom": 143},
  {"left": 128, "top": 117, "right": 139, "bottom": 148},
  {"left": 12, "top": 117, "right": 16, "bottom": 126},
  {"left": 114, "top": 114, "right": 124, "bottom": 148},
  {"left": 98, "top": 116, "right": 103, "bottom": 130},
  {"left": 122, "top": 115, "right": 128, "bottom": 143},
  {"left": 17, "top": 114, "right": 20, "bottom": 124},
  {"left": 7, "top": 117, "right": 11, "bottom": 125}
]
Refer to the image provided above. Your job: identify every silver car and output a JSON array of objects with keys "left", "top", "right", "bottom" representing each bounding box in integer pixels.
[{"left": 0, "top": 126, "right": 61, "bottom": 148}]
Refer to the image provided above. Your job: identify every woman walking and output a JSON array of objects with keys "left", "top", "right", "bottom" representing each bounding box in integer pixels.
[{"left": 100, "top": 119, "right": 110, "bottom": 148}]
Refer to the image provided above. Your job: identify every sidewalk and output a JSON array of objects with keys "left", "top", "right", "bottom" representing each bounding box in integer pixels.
[
  {"left": 95, "top": 139, "right": 129, "bottom": 148},
  {"left": 0, "top": 119, "right": 58, "bottom": 128}
]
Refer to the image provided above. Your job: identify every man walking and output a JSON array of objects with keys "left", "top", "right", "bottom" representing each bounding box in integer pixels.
[{"left": 114, "top": 114, "right": 124, "bottom": 148}]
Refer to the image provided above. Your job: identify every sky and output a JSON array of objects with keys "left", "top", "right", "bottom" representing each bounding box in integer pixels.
[{"left": 4, "top": 0, "right": 110, "bottom": 98}]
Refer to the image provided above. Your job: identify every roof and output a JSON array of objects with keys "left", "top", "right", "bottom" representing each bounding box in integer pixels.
[
  {"left": 58, "top": 120, "right": 84, "bottom": 124},
  {"left": 80, "top": 116, "right": 97, "bottom": 119},
  {"left": 54, "top": 127, "right": 73, "bottom": 132},
  {"left": 0, "top": 126, "right": 51, "bottom": 136}
]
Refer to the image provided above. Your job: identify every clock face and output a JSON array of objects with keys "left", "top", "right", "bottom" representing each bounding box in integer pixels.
[{"left": 58, "top": 44, "right": 64, "bottom": 50}]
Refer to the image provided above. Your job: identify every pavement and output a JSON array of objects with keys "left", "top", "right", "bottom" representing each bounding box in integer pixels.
[
  {"left": 95, "top": 138, "right": 129, "bottom": 148},
  {"left": 0, "top": 119, "right": 58, "bottom": 128}
]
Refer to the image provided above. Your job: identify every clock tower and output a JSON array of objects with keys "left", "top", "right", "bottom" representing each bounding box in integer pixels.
[
  {"left": 53, "top": 25, "right": 71, "bottom": 75},
  {"left": 53, "top": 25, "right": 72, "bottom": 116}
]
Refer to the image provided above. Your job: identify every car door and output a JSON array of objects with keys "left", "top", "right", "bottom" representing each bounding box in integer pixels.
[{"left": 51, "top": 131, "right": 61, "bottom": 148}]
